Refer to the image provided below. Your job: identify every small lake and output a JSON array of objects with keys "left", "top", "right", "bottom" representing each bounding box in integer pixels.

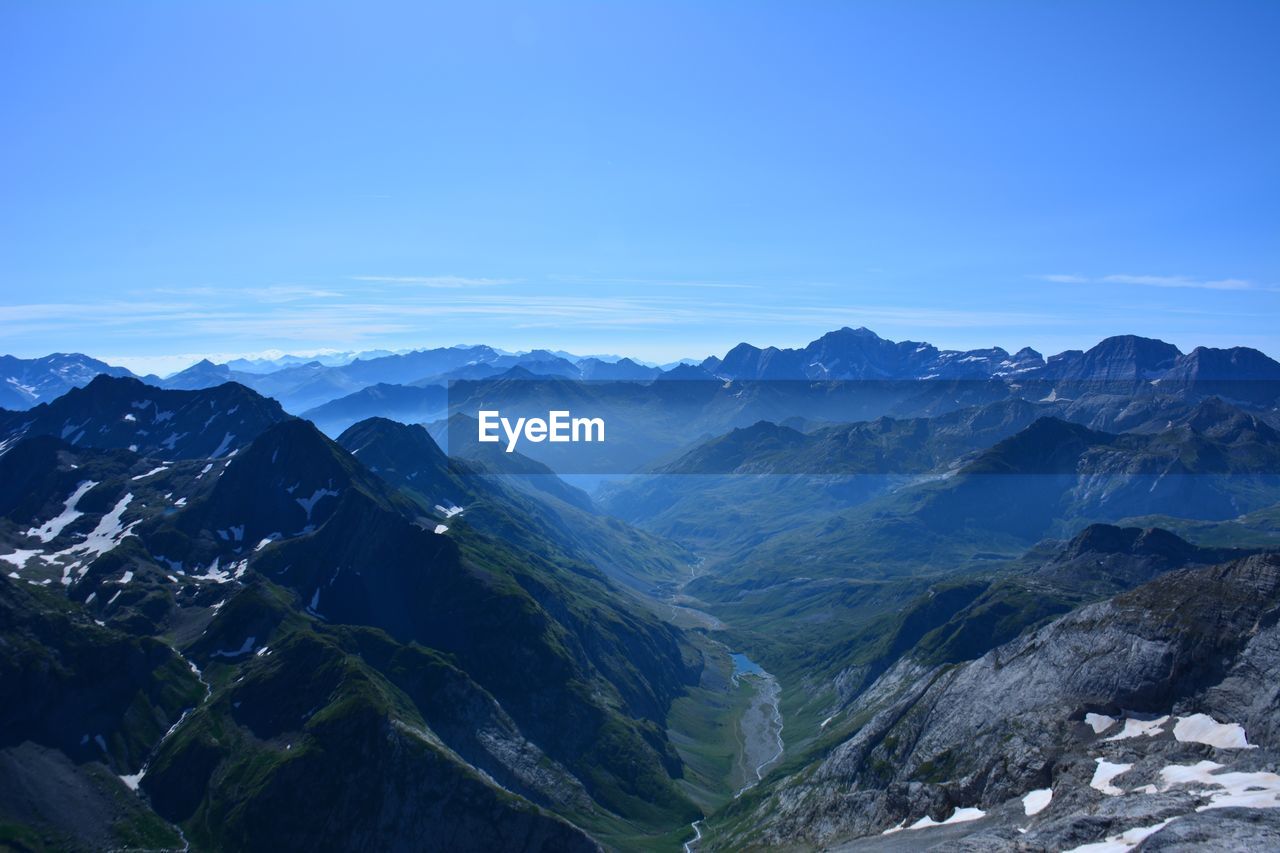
[{"left": 730, "top": 652, "right": 766, "bottom": 679}]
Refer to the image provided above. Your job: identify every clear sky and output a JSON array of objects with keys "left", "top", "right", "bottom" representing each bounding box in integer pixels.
[{"left": 2, "top": 0, "right": 1277, "bottom": 373}]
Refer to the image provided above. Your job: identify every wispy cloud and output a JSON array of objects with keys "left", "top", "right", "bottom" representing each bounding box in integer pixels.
[
  {"left": 0, "top": 293, "right": 1057, "bottom": 344},
  {"left": 149, "top": 285, "right": 344, "bottom": 302},
  {"left": 1102, "top": 274, "right": 1255, "bottom": 290},
  {"left": 549, "top": 275, "right": 759, "bottom": 290},
  {"left": 1038, "top": 273, "right": 1257, "bottom": 291},
  {"left": 0, "top": 272, "right": 1108, "bottom": 366},
  {"left": 350, "top": 275, "right": 518, "bottom": 287}
]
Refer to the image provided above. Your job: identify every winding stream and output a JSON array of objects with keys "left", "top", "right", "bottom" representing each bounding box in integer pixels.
[
  {"left": 122, "top": 651, "right": 211, "bottom": 852},
  {"left": 671, "top": 560, "right": 785, "bottom": 852}
]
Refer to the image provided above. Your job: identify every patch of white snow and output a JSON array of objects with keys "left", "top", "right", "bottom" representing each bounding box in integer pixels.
[
  {"left": 1090, "top": 758, "right": 1133, "bottom": 796},
  {"left": 1023, "top": 788, "right": 1053, "bottom": 816}
]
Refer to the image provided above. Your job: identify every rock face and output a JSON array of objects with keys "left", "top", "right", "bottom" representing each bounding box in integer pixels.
[
  {"left": 714, "top": 553, "right": 1280, "bottom": 851},
  {"left": 1031, "top": 523, "right": 1250, "bottom": 594},
  {"left": 1171, "top": 346, "right": 1280, "bottom": 381},
  {"left": 1040, "top": 334, "right": 1182, "bottom": 382}
]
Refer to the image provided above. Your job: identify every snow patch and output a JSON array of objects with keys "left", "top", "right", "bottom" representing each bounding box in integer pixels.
[
  {"left": 43, "top": 493, "right": 139, "bottom": 573},
  {"left": 1063, "top": 818, "right": 1175, "bottom": 853},
  {"left": 209, "top": 432, "right": 236, "bottom": 459},
  {"left": 1104, "top": 715, "right": 1169, "bottom": 742},
  {"left": 60, "top": 420, "right": 88, "bottom": 440},
  {"left": 188, "top": 558, "right": 232, "bottom": 583},
  {"left": 27, "top": 480, "right": 97, "bottom": 542},
  {"left": 905, "top": 807, "right": 987, "bottom": 831},
  {"left": 77, "top": 493, "right": 137, "bottom": 559},
  {"left": 296, "top": 487, "right": 339, "bottom": 523},
  {"left": 1173, "top": 714, "right": 1256, "bottom": 750},
  {"left": 1090, "top": 758, "right": 1132, "bottom": 796},
  {"left": 1160, "top": 759, "right": 1280, "bottom": 810},
  {"left": 1085, "top": 712, "right": 1117, "bottom": 734},
  {"left": 0, "top": 549, "right": 41, "bottom": 569},
  {"left": 1023, "top": 788, "right": 1053, "bottom": 816}
]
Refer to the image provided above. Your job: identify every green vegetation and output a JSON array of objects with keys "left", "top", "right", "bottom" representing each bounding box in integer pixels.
[{"left": 666, "top": 641, "right": 758, "bottom": 810}]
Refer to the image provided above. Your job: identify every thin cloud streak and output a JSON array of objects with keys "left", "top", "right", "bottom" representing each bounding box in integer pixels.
[
  {"left": 146, "top": 285, "right": 346, "bottom": 302},
  {"left": 350, "top": 276, "right": 519, "bottom": 287},
  {"left": 1038, "top": 273, "right": 1257, "bottom": 291},
  {"left": 19, "top": 277, "right": 1273, "bottom": 362},
  {"left": 0, "top": 294, "right": 1064, "bottom": 344},
  {"left": 549, "top": 275, "right": 760, "bottom": 290}
]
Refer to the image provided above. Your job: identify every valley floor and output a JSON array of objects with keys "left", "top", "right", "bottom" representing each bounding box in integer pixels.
[{"left": 657, "top": 557, "right": 786, "bottom": 852}]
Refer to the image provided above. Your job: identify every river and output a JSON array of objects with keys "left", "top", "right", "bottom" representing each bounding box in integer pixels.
[{"left": 670, "top": 561, "right": 784, "bottom": 851}]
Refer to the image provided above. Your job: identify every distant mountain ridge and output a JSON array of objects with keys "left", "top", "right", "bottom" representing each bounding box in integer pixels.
[
  {"left": 0, "top": 353, "right": 140, "bottom": 410},
  {"left": 700, "top": 328, "right": 1280, "bottom": 387},
  {"left": 703, "top": 326, "right": 1048, "bottom": 381},
  {"left": 3, "top": 328, "right": 1276, "bottom": 414}
]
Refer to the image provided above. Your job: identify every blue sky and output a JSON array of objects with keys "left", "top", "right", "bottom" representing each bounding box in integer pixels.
[{"left": 2, "top": 0, "right": 1277, "bottom": 373}]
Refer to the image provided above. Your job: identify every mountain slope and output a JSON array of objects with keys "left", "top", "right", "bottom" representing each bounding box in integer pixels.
[
  {"left": 141, "top": 583, "right": 603, "bottom": 853},
  {"left": 597, "top": 399, "right": 1055, "bottom": 565},
  {"left": 301, "top": 383, "right": 447, "bottom": 436},
  {"left": 338, "top": 417, "right": 692, "bottom": 594},
  {"left": 153, "top": 419, "right": 703, "bottom": 839},
  {"left": 720, "top": 412, "right": 1280, "bottom": 585},
  {"left": 0, "top": 380, "right": 709, "bottom": 848},
  {"left": 0, "top": 576, "right": 203, "bottom": 851},
  {"left": 710, "top": 552, "right": 1280, "bottom": 850},
  {"left": 0, "top": 375, "right": 291, "bottom": 459}
]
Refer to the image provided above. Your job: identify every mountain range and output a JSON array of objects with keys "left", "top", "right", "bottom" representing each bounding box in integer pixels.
[
  {"left": 5, "top": 329, "right": 1277, "bottom": 418},
  {"left": 2, "top": 327, "right": 1279, "bottom": 851},
  {"left": 0, "top": 379, "right": 708, "bottom": 850}
]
